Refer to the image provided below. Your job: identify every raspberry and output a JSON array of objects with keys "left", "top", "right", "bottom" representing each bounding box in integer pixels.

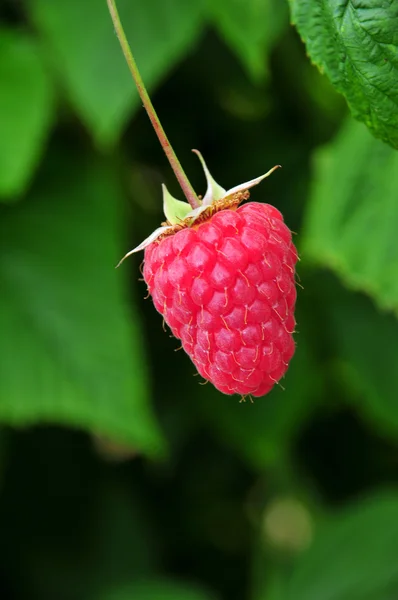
[
  {"left": 119, "top": 152, "right": 298, "bottom": 398},
  {"left": 107, "top": 6, "right": 297, "bottom": 398},
  {"left": 143, "top": 202, "right": 297, "bottom": 397}
]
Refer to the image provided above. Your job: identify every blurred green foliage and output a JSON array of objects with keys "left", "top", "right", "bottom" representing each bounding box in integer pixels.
[{"left": 1, "top": 1, "right": 398, "bottom": 599}]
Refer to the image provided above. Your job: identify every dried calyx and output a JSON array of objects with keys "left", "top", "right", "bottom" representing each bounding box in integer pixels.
[{"left": 117, "top": 151, "right": 280, "bottom": 266}]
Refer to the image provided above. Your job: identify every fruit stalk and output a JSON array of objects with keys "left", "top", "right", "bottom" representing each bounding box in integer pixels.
[{"left": 106, "top": 0, "right": 200, "bottom": 209}]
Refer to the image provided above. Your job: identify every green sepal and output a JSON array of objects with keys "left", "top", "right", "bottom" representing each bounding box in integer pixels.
[
  {"left": 192, "top": 149, "right": 226, "bottom": 204},
  {"left": 118, "top": 151, "right": 281, "bottom": 265},
  {"left": 162, "top": 183, "right": 193, "bottom": 224}
]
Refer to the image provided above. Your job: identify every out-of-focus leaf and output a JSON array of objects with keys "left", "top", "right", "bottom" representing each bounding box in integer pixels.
[
  {"left": 0, "top": 147, "right": 164, "bottom": 456},
  {"left": 303, "top": 119, "right": 398, "bottom": 313},
  {"left": 327, "top": 280, "right": 398, "bottom": 440},
  {"left": 288, "top": 0, "right": 398, "bottom": 149},
  {"left": 197, "top": 326, "right": 322, "bottom": 469},
  {"left": 210, "top": 0, "right": 288, "bottom": 80},
  {"left": 286, "top": 491, "right": 398, "bottom": 600},
  {"left": 29, "top": 0, "right": 205, "bottom": 147},
  {"left": 0, "top": 29, "right": 54, "bottom": 200},
  {"left": 97, "top": 579, "right": 217, "bottom": 600}
]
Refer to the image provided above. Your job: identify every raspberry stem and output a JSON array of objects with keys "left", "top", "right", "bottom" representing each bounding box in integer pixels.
[{"left": 106, "top": 0, "right": 200, "bottom": 209}]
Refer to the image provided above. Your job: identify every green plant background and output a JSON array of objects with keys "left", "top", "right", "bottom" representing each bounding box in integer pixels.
[{"left": 1, "top": 1, "right": 398, "bottom": 599}]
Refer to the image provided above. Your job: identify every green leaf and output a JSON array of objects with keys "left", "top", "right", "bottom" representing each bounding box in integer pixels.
[
  {"left": 210, "top": 0, "right": 288, "bottom": 80},
  {"left": 326, "top": 278, "right": 398, "bottom": 440},
  {"left": 0, "top": 147, "right": 164, "bottom": 456},
  {"left": 302, "top": 118, "right": 398, "bottom": 313},
  {"left": 197, "top": 326, "right": 322, "bottom": 469},
  {"left": 286, "top": 491, "right": 398, "bottom": 600},
  {"left": 288, "top": 0, "right": 398, "bottom": 149},
  {"left": 0, "top": 29, "right": 54, "bottom": 200},
  {"left": 96, "top": 579, "right": 217, "bottom": 600},
  {"left": 29, "top": 0, "right": 205, "bottom": 147}
]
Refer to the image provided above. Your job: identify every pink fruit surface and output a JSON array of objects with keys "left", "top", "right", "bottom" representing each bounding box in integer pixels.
[{"left": 143, "top": 202, "right": 298, "bottom": 397}]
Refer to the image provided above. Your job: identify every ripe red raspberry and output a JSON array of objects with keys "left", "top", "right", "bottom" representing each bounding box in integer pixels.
[
  {"left": 143, "top": 201, "right": 297, "bottom": 397},
  {"left": 119, "top": 153, "right": 298, "bottom": 398}
]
